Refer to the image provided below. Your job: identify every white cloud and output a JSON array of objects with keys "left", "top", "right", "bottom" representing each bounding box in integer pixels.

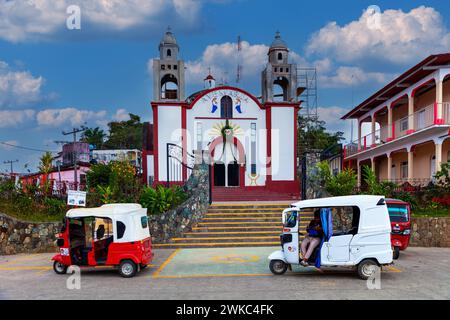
[
  {"left": 0, "top": 0, "right": 215, "bottom": 42},
  {"left": 113, "top": 108, "right": 131, "bottom": 121},
  {"left": 317, "top": 106, "right": 354, "bottom": 141},
  {"left": 319, "top": 66, "right": 396, "bottom": 88},
  {"left": 306, "top": 6, "right": 450, "bottom": 65},
  {"left": 36, "top": 108, "right": 107, "bottom": 127},
  {"left": 0, "top": 61, "right": 44, "bottom": 107},
  {"left": 0, "top": 109, "right": 35, "bottom": 128}
]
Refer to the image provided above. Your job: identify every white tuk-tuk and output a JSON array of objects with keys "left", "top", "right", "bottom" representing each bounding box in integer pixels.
[{"left": 268, "top": 195, "right": 393, "bottom": 279}]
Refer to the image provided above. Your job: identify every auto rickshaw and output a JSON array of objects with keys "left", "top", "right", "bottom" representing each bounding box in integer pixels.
[
  {"left": 52, "top": 204, "right": 153, "bottom": 278},
  {"left": 268, "top": 195, "right": 393, "bottom": 280},
  {"left": 386, "top": 198, "right": 411, "bottom": 259}
]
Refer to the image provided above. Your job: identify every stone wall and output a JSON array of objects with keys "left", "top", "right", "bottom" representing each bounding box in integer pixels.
[
  {"left": 0, "top": 163, "right": 210, "bottom": 255},
  {"left": 410, "top": 217, "right": 450, "bottom": 247},
  {"left": 148, "top": 162, "right": 210, "bottom": 243},
  {"left": 0, "top": 213, "right": 61, "bottom": 255}
]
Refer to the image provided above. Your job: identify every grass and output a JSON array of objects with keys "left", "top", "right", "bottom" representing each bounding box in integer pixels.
[
  {"left": 412, "top": 208, "right": 450, "bottom": 218},
  {"left": 0, "top": 200, "right": 65, "bottom": 223}
]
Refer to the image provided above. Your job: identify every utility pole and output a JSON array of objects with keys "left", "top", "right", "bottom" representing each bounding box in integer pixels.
[
  {"left": 62, "top": 127, "right": 86, "bottom": 190},
  {"left": 3, "top": 159, "right": 18, "bottom": 174}
]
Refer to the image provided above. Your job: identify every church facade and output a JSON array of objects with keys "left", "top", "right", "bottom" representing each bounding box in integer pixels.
[{"left": 144, "top": 30, "right": 301, "bottom": 201}]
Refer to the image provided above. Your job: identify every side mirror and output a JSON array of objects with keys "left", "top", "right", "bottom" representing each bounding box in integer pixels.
[{"left": 56, "top": 238, "right": 65, "bottom": 247}]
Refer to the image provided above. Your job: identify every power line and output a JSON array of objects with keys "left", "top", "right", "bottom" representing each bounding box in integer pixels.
[
  {"left": 0, "top": 141, "right": 57, "bottom": 153},
  {"left": 3, "top": 159, "right": 18, "bottom": 173}
]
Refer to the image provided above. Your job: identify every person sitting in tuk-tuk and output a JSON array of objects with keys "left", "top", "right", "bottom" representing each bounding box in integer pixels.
[{"left": 300, "top": 210, "right": 323, "bottom": 266}]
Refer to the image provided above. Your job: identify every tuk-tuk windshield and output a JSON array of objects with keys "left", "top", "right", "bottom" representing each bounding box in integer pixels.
[
  {"left": 388, "top": 204, "right": 409, "bottom": 222},
  {"left": 283, "top": 210, "right": 298, "bottom": 228}
]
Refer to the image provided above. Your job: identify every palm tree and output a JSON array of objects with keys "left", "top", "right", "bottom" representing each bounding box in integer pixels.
[
  {"left": 39, "top": 151, "right": 54, "bottom": 194},
  {"left": 81, "top": 127, "right": 106, "bottom": 149}
]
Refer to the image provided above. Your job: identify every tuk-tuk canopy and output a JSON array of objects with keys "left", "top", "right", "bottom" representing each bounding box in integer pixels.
[
  {"left": 66, "top": 204, "right": 143, "bottom": 219},
  {"left": 291, "top": 195, "right": 390, "bottom": 235},
  {"left": 66, "top": 204, "right": 150, "bottom": 243}
]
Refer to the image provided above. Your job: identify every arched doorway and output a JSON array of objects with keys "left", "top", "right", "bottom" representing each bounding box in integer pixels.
[{"left": 209, "top": 136, "right": 245, "bottom": 188}]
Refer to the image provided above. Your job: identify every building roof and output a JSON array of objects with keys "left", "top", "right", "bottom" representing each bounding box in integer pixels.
[
  {"left": 159, "top": 28, "right": 178, "bottom": 48},
  {"left": 204, "top": 74, "right": 215, "bottom": 81},
  {"left": 342, "top": 53, "right": 450, "bottom": 120},
  {"left": 270, "top": 31, "right": 288, "bottom": 49}
]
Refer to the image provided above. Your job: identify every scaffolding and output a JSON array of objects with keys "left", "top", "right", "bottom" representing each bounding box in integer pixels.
[{"left": 297, "top": 67, "right": 318, "bottom": 122}]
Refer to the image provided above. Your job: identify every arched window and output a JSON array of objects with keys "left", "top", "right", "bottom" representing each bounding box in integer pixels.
[
  {"left": 161, "top": 74, "right": 178, "bottom": 99},
  {"left": 167, "top": 49, "right": 172, "bottom": 57},
  {"left": 220, "top": 96, "right": 233, "bottom": 118},
  {"left": 278, "top": 52, "right": 283, "bottom": 61}
]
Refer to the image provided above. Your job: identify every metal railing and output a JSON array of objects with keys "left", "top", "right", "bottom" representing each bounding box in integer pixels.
[
  {"left": 344, "top": 102, "right": 448, "bottom": 158},
  {"left": 443, "top": 102, "right": 450, "bottom": 124}
]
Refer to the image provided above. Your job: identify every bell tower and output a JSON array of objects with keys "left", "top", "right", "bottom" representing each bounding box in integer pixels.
[
  {"left": 261, "top": 31, "right": 297, "bottom": 103},
  {"left": 153, "top": 27, "right": 185, "bottom": 101}
]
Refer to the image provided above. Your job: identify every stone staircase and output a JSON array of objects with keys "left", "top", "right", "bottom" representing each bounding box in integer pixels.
[{"left": 154, "top": 202, "right": 313, "bottom": 249}]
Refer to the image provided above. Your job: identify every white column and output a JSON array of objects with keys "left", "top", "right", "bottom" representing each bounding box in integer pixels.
[
  {"left": 357, "top": 161, "right": 361, "bottom": 186},
  {"left": 436, "top": 80, "right": 444, "bottom": 122},
  {"left": 408, "top": 95, "right": 414, "bottom": 133},
  {"left": 357, "top": 120, "right": 362, "bottom": 150},
  {"left": 436, "top": 143, "right": 443, "bottom": 172},
  {"left": 387, "top": 154, "right": 392, "bottom": 181},
  {"left": 371, "top": 116, "right": 376, "bottom": 146},
  {"left": 388, "top": 107, "right": 393, "bottom": 140},
  {"left": 408, "top": 149, "right": 414, "bottom": 182}
]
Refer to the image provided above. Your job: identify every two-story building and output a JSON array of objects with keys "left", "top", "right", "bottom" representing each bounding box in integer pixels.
[{"left": 342, "top": 54, "right": 450, "bottom": 186}]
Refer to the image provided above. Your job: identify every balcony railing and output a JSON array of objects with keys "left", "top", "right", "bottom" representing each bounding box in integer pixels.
[
  {"left": 344, "top": 102, "right": 449, "bottom": 158},
  {"left": 443, "top": 102, "right": 450, "bottom": 124}
]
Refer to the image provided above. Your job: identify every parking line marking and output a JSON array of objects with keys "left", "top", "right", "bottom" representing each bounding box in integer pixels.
[
  {"left": 153, "top": 273, "right": 273, "bottom": 279},
  {"left": 386, "top": 265, "right": 402, "bottom": 273},
  {"left": 152, "top": 249, "right": 180, "bottom": 278},
  {"left": 0, "top": 266, "right": 52, "bottom": 271}
]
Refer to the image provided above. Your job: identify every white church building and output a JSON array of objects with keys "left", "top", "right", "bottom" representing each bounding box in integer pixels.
[{"left": 144, "top": 30, "right": 301, "bottom": 201}]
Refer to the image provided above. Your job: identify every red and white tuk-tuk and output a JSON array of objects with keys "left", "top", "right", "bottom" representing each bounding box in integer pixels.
[
  {"left": 52, "top": 204, "right": 153, "bottom": 278},
  {"left": 385, "top": 199, "right": 411, "bottom": 259}
]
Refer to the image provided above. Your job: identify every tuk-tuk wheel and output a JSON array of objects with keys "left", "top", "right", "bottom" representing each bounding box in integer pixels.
[
  {"left": 269, "top": 260, "right": 288, "bottom": 275},
  {"left": 119, "top": 260, "right": 138, "bottom": 278},
  {"left": 53, "top": 261, "right": 68, "bottom": 275},
  {"left": 357, "top": 259, "right": 379, "bottom": 280},
  {"left": 393, "top": 247, "right": 400, "bottom": 260}
]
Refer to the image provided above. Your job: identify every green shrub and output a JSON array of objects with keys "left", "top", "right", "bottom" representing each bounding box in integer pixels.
[
  {"left": 317, "top": 161, "right": 357, "bottom": 196},
  {"left": 87, "top": 163, "right": 112, "bottom": 189},
  {"left": 43, "top": 197, "right": 66, "bottom": 215},
  {"left": 139, "top": 185, "right": 187, "bottom": 215},
  {"left": 97, "top": 185, "right": 114, "bottom": 204}
]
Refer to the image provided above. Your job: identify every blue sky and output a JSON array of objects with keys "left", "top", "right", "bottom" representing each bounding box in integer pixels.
[{"left": 1, "top": 0, "right": 450, "bottom": 172}]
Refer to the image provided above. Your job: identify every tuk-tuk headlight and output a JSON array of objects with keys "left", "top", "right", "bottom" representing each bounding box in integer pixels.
[{"left": 403, "top": 229, "right": 411, "bottom": 235}]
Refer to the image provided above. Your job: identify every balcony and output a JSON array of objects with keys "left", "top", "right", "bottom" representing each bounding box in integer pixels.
[{"left": 344, "top": 102, "right": 450, "bottom": 158}]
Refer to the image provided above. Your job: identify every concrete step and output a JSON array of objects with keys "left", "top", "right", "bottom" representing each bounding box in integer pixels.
[
  {"left": 184, "top": 231, "right": 281, "bottom": 237},
  {"left": 153, "top": 241, "right": 280, "bottom": 248},
  {"left": 191, "top": 226, "right": 282, "bottom": 232},
  {"left": 171, "top": 236, "right": 280, "bottom": 243}
]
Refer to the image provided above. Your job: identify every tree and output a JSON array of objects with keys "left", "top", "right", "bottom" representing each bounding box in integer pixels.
[
  {"left": 39, "top": 151, "right": 54, "bottom": 194},
  {"left": 104, "top": 113, "right": 143, "bottom": 149},
  {"left": 297, "top": 115, "right": 344, "bottom": 156},
  {"left": 317, "top": 161, "right": 357, "bottom": 197},
  {"left": 39, "top": 152, "right": 53, "bottom": 177},
  {"left": 81, "top": 127, "right": 106, "bottom": 149}
]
